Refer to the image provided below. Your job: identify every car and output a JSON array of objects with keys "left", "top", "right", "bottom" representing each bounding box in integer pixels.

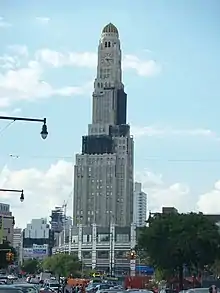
[
  {"left": 43, "top": 282, "right": 60, "bottom": 292},
  {"left": 7, "top": 276, "right": 18, "bottom": 281},
  {"left": 0, "top": 285, "right": 23, "bottom": 293},
  {"left": 0, "top": 276, "right": 9, "bottom": 285},
  {"left": 29, "top": 278, "right": 40, "bottom": 285},
  {"left": 12, "top": 284, "right": 39, "bottom": 293},
  {"left": 40, "top": 288, "right": 56, "bottom": 293},
  {"left": 186, "top": 289, "right": 219, "bottom": 293}
]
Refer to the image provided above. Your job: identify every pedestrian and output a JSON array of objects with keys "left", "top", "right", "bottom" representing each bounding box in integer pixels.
[
  {"left": 81, "top": 284, "right": 86, "bottom": 293},
  {"left": 209, "top": 285, "right": 218, "bottom": 293}
]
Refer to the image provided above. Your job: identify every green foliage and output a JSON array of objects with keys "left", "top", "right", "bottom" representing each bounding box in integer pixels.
[
  {"left": 138, "top": 212, "right": 220, "bottom": 274},
  {"left": 0, "top": 242, "right": 16, "bottom": 269},
  {"left": 22, "top": 259, "right": 41, "bottom": 274},
  {"left": 42, "top": 253, "right": 81, "bottom": 277},
  {"left": 154, "top": 268, "right": 172, "bottom": 282}
]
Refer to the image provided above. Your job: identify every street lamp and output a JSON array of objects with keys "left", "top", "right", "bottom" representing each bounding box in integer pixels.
[
  {"left": 20, "top": 190, "right": 24, "bottom": 202},
  {"left": 0, "top": 116, "right": 48, "bottom": 139},
  {"left": 0, "top": 188, "right": 24, "bottom": 202}
]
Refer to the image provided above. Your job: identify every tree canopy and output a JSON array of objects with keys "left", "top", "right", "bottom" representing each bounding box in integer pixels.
[
  {"left": 138, "top": 212, "right": 220, "bottom": 287},
  {"left": 0, "top": 242, "right": 16, "bottom": 269},
  {"left": 22, "top": 259, "right": 41, "bottom": 274},
  {"left": 42, "top": 253, "right": 81, "bottom": 277}
]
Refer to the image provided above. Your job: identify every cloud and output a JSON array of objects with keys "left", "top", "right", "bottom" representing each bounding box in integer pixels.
[
  {"left": 197, "top": 182, "right": 220, "bottom": 214},
  {"left": 0, "top": 17, "right": 11, "bottom": 28},
  {"left": 136, "top": 169, "right": 191, "bottom": 213},
  {"left": 0, "top": 60, "right": 91, "bottom": 107},
  {"left": 0, "top": 55, "right": 21, "bottom": 70},
  {"left": 138, "top": 170, "right": 220, "bottom": 216},
  {"left": 132, "top": 125, "right": 217, "bottom": 139},
  {"left": 1, "top": 161, "right": 190, "bottom": 227},
  {"left": 0, "top": 45, "right": 159, "bottom": 108},
  {"left": 8, "top": 45, "right": 28, "bottom": 57},
  {"left": 0, "top": 108, "right": 22, "bottom": 116},
  {"left": 1, "top": 158, "right": 220, "bottom": 227},
  {"left": 35, "top": 49, "right": 97, "bottom": 69},
  {"left": 123, "top": 55, "right": 161, "bottom": 77},
  {"left": 35, "top": 49, "right": 161, "bottom": 77},
  {"left": 0, "top": 160, "right": 74, "bottom": 228},
  {"left": 36, "top": 17, "right": 50, "bottom": 25}
]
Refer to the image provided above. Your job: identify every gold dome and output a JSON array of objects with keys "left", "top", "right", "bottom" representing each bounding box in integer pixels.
[{"left": 102, "top": 23, "right": 118, "bottom": 34}]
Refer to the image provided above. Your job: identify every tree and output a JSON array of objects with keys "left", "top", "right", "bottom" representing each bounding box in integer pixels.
[
  {"left": 42, "top": 253, "right": 81, "bottom": 277},
  {"left": 22, "top": 259, "right": 41, "bottom": 274},
  {"left": 138, "top": 212, "right": 220, "bottom": 290},
  {"left": 0, "top": 242, "right": 16, "bottom": 269}
]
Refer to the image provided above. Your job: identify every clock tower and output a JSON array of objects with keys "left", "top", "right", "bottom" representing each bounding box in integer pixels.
[
  {"left": 95, "top": 23, "right": 122, "bottom": 90},
  {"left": 73, "top": 23, "right": 134, "bottom": 227},
  {"left": 92, "top": 23, "right": 125, "bottom": 127}
]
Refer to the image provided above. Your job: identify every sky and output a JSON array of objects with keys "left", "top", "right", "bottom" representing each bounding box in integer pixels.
[{"left": 0, "top": 0, "right": 220, "bottom": 228}]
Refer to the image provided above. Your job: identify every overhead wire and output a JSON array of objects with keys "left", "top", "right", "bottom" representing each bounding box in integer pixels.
[
  {"left": 8, "top": 154, "right": 74, "bottom": 160},
  {"left": 0, "top": 120, "right": 15, "bottom": 136},
  {"left": 142, "top": 157, "right": 220, "bottom": 163},
  {"left": 4, "top": 154, "right": 220, "bottom": 163}
]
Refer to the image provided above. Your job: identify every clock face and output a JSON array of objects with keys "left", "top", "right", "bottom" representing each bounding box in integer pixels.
[
  {"left": 100, "top": 52, "right": 113, "bottom": 66},
  {"left": 104, "top": 53, "right": 113, "bottom": 58},
  {"left": 105, "top": 54, "right": 113, "bottom": 66}
]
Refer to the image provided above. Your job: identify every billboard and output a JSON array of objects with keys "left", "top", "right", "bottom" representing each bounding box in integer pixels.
[
  {"left": 23, "top": 244, "right": 48, "bottom": 259},
  {"left": 23, "top": 248, "right": 33, "bottom": 258},
  {"left": 32, "top": 248, "right": 47, "bottom": 255},
  {"left": 32, "top": 244, "right": 48, "bottom": 257}
]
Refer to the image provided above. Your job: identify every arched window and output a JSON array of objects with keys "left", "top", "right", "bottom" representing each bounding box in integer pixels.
[
  {"left": 97, "top": 82, "right": 100, "bottom": 88},
  {"left": 108, "top": 41, "right": 111, "bottom": 47},
  {"left": 105, "top": 42, "right": 107, "bottom": 48}
]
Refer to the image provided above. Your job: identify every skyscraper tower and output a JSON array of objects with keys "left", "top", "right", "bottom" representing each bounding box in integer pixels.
[{"left": 73, "top": 23, "right": 134, "bottom": 227}]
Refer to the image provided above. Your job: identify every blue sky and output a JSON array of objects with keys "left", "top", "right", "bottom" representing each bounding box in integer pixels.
[{"left": 0, "top": 0, "right": 220, "bottom": 226}]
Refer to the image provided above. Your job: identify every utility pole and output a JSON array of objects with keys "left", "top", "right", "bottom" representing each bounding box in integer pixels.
[
  {"left": 68, "top": 224, "right": 72, "bottom": 255},
  {"left": 109, "top": 212, "right": 114, "bottom": 277}
]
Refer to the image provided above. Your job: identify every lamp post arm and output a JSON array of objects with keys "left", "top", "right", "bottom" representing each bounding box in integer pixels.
[
  {"left": 0, "top": 116, "right": 46, "bottom": 124},
  {"left": 0, "top": 188, "right": 23, "bottom": 193}
]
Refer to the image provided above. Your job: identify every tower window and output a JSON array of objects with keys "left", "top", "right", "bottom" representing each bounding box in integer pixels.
[
  {"left": 105, "top": 42, "right": 107, "bottom": 48},
  {"left": 108, "top": 41, "right": 111, "bottom": 47}
]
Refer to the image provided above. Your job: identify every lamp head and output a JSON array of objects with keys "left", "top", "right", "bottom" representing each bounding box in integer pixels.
[
  {"left": 20, "top": 190, "right": 24, "bottom": 202},
  {"left": 41, "top": 123, "right": 48, "bottom": 140}
]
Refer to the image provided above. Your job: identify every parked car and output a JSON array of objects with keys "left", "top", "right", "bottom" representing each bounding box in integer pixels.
[
  {"left": 0, "top": 285, "right": 23, "bottom": 293},
  {"left": 12, "top": 284, "right": 39, "bottom": 293},
  {"left": 8, "top": 275, "right": 18, "bottom": 281}
]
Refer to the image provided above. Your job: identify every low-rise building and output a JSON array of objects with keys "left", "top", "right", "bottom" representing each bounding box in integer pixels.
[
  {"left": 0, "top": 203, "right": 14, "bottom": 245},
  {"left": 22, "top": 218, "right": 54, "bottom": 261},
  {"left": 52, "top": 223, "right": 136, "bottom": 274},
  {"left": 13, "top": 228, "right": 22, "bottom": 249}
]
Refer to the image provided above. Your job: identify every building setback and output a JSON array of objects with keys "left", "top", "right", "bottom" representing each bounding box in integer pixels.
[{"left": 73, "top": 23, "right": 134, "bottom": 227}]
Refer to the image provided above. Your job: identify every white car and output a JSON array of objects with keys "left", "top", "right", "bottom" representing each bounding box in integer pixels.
[
  {"left": 8, "top": 274, "right": 18, "bottom": 280},
  {"left": 44, "top": 282, "right": 60, "bottom": 292}
]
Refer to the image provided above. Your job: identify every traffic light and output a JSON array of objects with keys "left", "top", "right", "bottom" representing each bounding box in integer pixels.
[
  {"left": 130, "top": 252, "right": 135, "bottom": 259},
  {"left": 129, "top": 250, "right": 136, "bottom": 260},
  {"left": 6, "top": 252, "right": 14, "bottom": 262}
]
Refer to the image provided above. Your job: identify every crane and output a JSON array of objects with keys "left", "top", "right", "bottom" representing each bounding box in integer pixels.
[
  {"left": 62, "top": 190, "right": 72, "bottom": 221},
  {"left": 62, "top": 191, "right": 73, "bottom": 252}
]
